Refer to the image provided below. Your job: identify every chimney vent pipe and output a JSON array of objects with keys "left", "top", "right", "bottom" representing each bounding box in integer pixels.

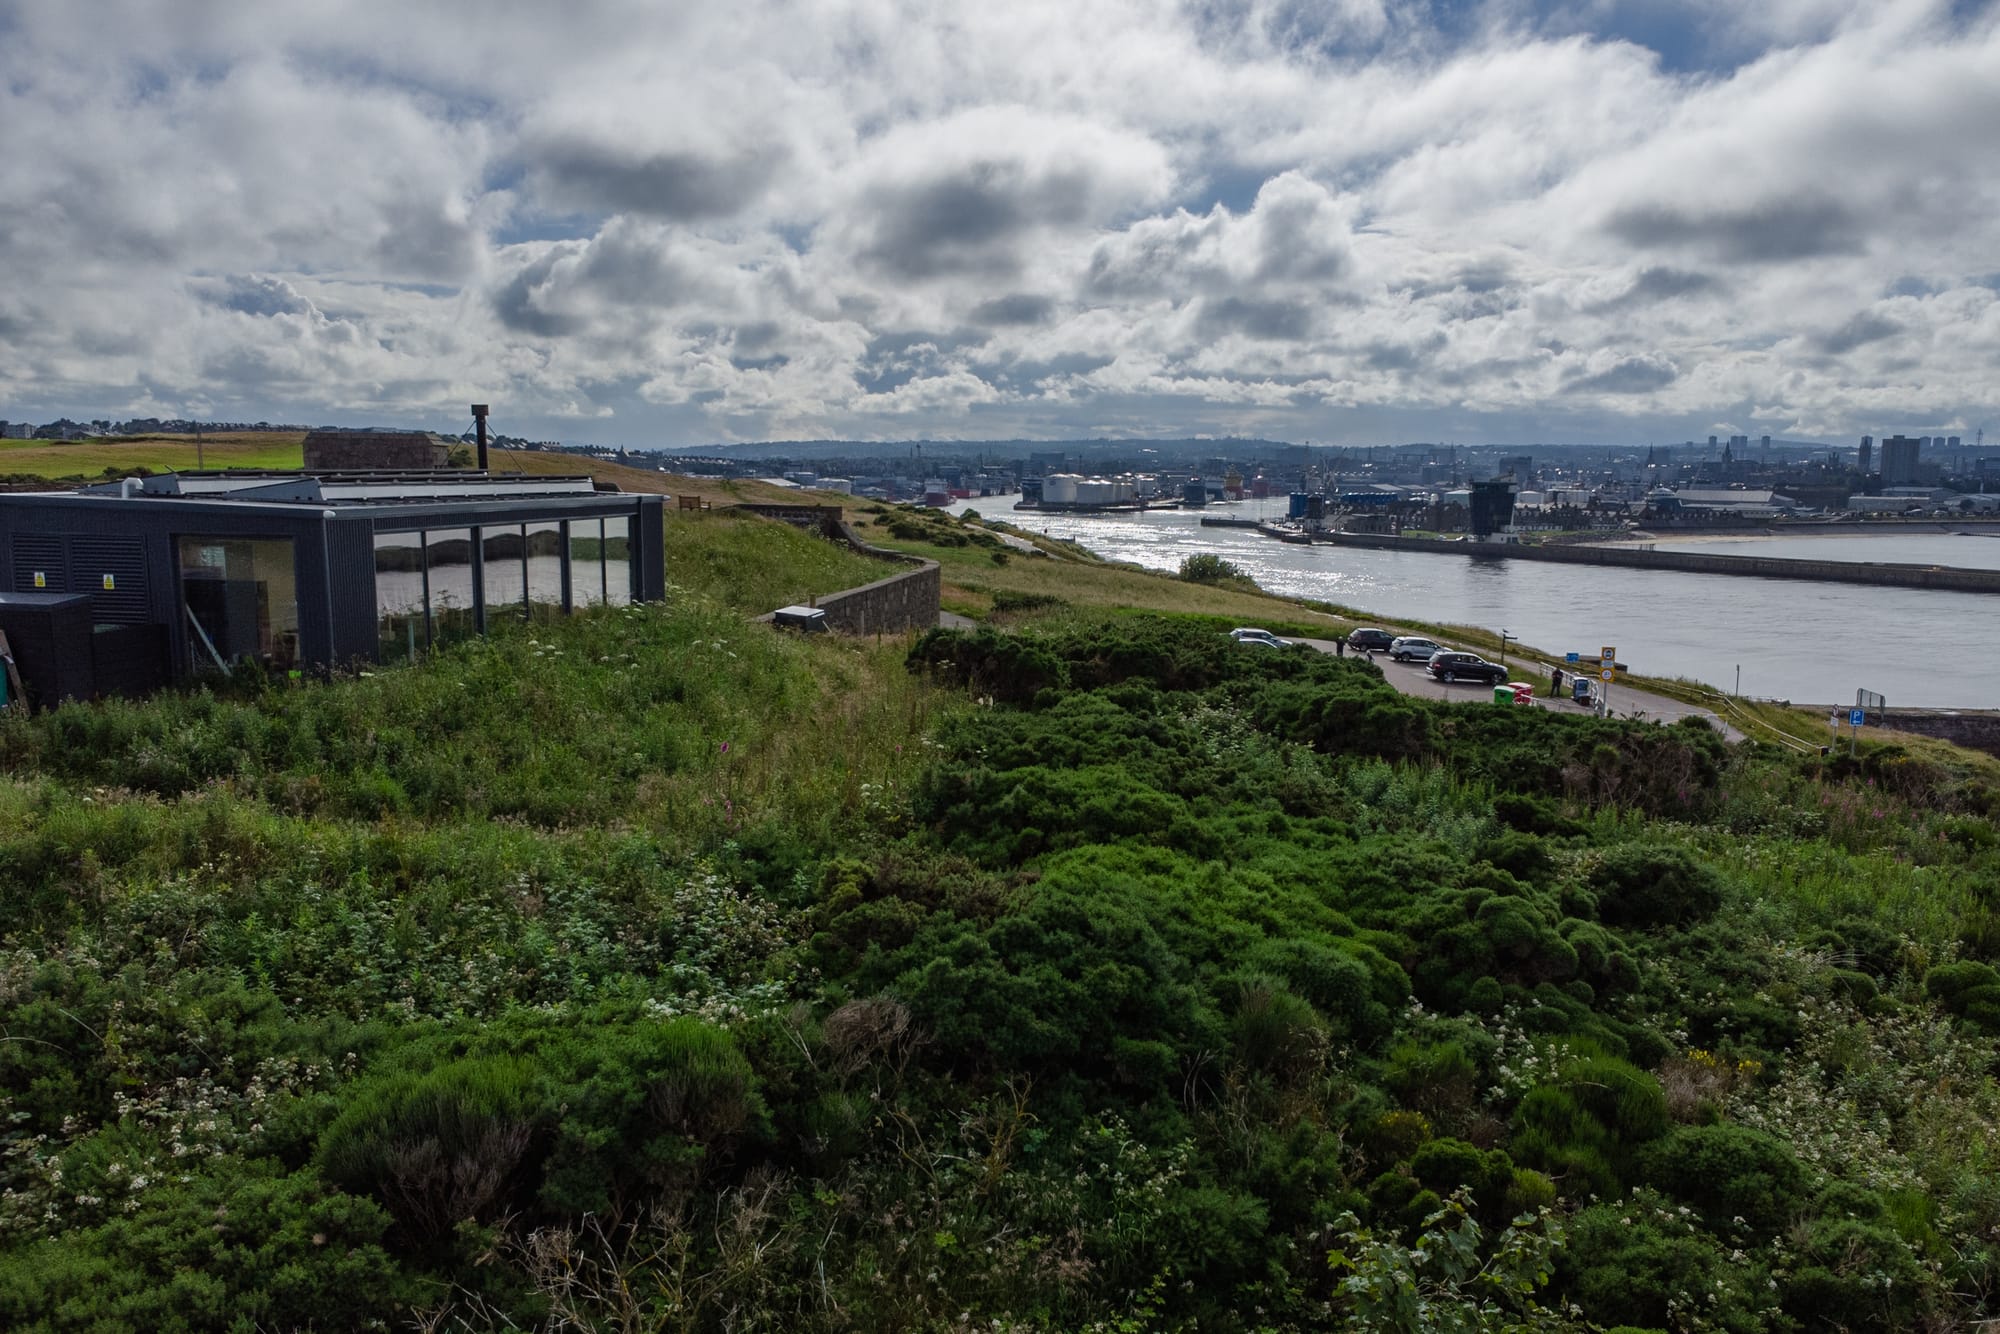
[{"left": 471, "top": 403, "right": 490, "bottom": 471}]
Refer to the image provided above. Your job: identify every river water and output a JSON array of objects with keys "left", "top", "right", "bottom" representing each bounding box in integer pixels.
[{"left": 979, "top": 499, "right": 2000, "bottom": 709}]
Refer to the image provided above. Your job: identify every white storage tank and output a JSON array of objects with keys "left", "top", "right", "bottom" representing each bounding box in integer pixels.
[
  {"left": 1073, "top": 478, "right": 1114, "bottom": 506},
  {"left": 1041, "top": 474, "right": 1080, "bottom": 505}
]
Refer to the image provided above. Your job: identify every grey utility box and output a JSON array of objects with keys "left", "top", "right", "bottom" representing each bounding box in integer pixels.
[
  {"left": 772, "top": 605, "right": 830, "bottom": 633},
  {"left": 0, "top": 592, "right": 96, "bottom": 706}
]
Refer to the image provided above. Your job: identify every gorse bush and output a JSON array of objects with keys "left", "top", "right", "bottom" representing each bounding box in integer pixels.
[
  {"left": 1177, "top": 552, "right": 1251, "bottom": 584},
  {"left": 1587, "top": 843, "right": 1727, "bottom": 929},
  {"left": 318, "top": 1055, "right": 544, "bottom": 1242},
  {"left": 0, "top": 1159, "right": 411, "bottom": 1333},
  {"left": 3, "top": 598, "right": 1998, "bottom": 1330},
  {"left": 1637, "top": 1124, "right": 1806, "bottom": 1235}
]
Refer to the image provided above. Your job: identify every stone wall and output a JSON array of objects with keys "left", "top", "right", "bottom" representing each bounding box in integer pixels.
[
  {"left": 813, "top": 560, "right": 942, "bottom": 634},
  {"left": 736, "top": 506, "right": 942, "bottom": 634},
  {"left": 303, "top": 430, "right": 450, "bottom": 471},
  {"left": 1874, "top": 711, "right": 2000, "bottom": 758},
  {"left": 731, "top": 502, "right": 844, "bottom": 538}
]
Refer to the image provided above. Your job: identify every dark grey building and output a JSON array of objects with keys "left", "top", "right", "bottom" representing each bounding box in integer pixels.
[
  {"left": 1880, "top": 435, "right": 1922, "bottom": 488},
  {"left": 0, "top": 471, "right": 664, "bottom": 695}
]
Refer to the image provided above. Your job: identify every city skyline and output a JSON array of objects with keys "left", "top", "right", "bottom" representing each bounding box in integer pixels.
[{"left": 3, "top": 0, "right": 1998, "bottom": 447}]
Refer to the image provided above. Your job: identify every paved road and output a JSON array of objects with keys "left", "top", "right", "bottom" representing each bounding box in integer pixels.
[{"left": 1294, "top": 639, "right": 1743, "bottom": 740}]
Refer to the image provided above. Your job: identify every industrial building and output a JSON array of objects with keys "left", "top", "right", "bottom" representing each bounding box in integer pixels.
[{"left": 0, "top": 470, "right": 665, "bottom": 703}]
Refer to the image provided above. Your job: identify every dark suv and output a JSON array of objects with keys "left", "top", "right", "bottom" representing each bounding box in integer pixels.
[
  {"left": 1346, "top": 627, "right": 1396, "bottom": 653},
  {"left": 1426, "top": 652, "right": 1508, "bottom": 684}
]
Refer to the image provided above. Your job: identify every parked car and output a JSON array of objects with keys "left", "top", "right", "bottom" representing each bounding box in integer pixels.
[
  {"left": 1230, "top": 627, "right": 1290, "bottom": 648},
  {"left": 1389, "top": 636, "right": 1444, "bottom": 663},
  {"left": 1427, "top": 651, "right": 1509, "bottom": 684},
  {"left": 1346, "top": 627, "right": 1395, "bottom": 653}
]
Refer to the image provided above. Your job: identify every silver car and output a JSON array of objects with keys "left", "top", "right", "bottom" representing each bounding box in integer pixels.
[{"left": 1389, "top": 636, "right": 1444, "bottom": 663}]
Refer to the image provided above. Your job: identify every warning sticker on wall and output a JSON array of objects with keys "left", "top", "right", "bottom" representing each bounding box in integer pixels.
[
  {"left": 101, "top": 574, "right": 115, "bottom": 591},
  {"left": 32, "top": 572, "right": 45, "bottom": 588}
]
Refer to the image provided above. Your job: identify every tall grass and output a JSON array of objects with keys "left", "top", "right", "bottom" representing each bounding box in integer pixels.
[
  {"left": 0, "top": 595, "right": 954, "bottom": 847},
  {"left": 661, "top": 509, "right": 897, "bottom": 612}
]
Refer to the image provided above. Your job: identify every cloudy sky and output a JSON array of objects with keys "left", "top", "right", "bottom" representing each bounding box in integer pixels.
[{"left": 3, "top": 0, "right": 1997, "bottom": 447}]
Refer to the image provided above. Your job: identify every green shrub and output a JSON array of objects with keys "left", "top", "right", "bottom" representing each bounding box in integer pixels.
[
  {"left": 1924, "top": 960, "right": 2000, "bottom": 1032},
  {"left": 1240, "top": 937, "right": 1393, "bottom": 1042},
  {"left": 907, "top": 627, "right": 1064, "bottom": 704},
  {"left": 1363, "top": 1109, "right": 1434, "bottom": 1163},
  {"left": 1229, "top": 977, "right": 1328, "bottom": 1083},
  {"left": 990, "top": 589, "right": 1066, "bottom": 614},
  {"left": 1780, "top": 1217, "right": 1924, "bottom": 1331},
  {"left": 1177, "top": 553, "right": 1249, "bottom": 584},
  {"left": 538, "top": 1016, "right": 765, "bottom": 1215},
  {"left": 317, "top": 1055, "right": 544, "bottom": 1242},
  {"left": 1637, "top": 1125, "right": 1806, "bottom": 1235},
  {"left": 1384, "top": 1039, "right": 1480, "bottom": 1124},
  {"left": 0, "top": 1160, "right": 409, "bottom": 1333},
  {"left": 1510, "top": 1057, "right": 1668, "bottom": 1201},
  {"left": 1563, "top": 1191, "right": 1776, "bottom": 1333},
  {"left": 1587, "top": 844, "right": 1725, "bottom": 929},
  {"left": 1406, "top": 1138, "right": 1522, "bottom": 1220}
]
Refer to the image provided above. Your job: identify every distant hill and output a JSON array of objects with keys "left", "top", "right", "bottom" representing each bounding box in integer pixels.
[{"left": 643, "top": 437, "right": 1301, "bottom": 463}]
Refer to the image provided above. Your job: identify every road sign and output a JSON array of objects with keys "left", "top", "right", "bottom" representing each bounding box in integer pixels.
[
  {"left": 1565, "top": 652, "right": 1579, "bottom": 664},
  {"left": 1600, "top": 667, "right": 1614, "bottom": 682},
  {"left": 1850, "top": 708, "right": 1866, "bottom": 726},
  {"left": 1600, "top": 645, "right": 1616, "bottom": 664}
]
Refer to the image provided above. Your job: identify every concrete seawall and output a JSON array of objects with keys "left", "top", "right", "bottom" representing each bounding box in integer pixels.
[
  {"left": 1292, "top": 530, "right": 2000, "bottom": 594},
  {"left": 1874, "top": 711, "right": 2000, "bottom": 758}
]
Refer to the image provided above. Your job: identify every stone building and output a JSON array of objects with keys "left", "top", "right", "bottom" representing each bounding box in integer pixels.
[{"left": 302, "top": 430, "right": 451, "bottom": 470}]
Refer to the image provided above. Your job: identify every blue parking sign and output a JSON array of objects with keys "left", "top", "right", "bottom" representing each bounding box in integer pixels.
[
  {"left": 1849, "top": 708, "right": 1866, "bottom": 726},
  {"left": 1565, "top": 652, "right": 1579, "bottom": 664}
]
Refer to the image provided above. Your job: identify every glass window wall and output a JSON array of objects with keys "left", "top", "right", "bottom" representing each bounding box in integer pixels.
[
  {"left": 178, "top": 537, "right": 300, "bottom": 672},
  {"left": 367, "top": 508, "right": 639, "bottom": 661},
  {"left": 568, "top": 518, "right": 606, "bottom": 608},
  {"left": 481, "top": 524, "right": 526, "bottom": 623},
  {"left": 425, "top": 527, "right": 477, "bottom": 645},
  {"left": 525, "top": 520, "right": 565, "bottom": 622},
  {"left": 603, "top": 515, "right": 632, "bottom": 606},
  {"left": 373, "top": 531, "right": 427, "bottom": 663}
]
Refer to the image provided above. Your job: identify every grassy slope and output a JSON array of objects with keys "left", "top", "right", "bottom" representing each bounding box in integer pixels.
[
  {"left": 664, "top": 507, "right": 906, "bottom": 612},
  {"left": 848, "top": 504, "right": 1355, "bottom": 629},
  {"left": 2, "top": 503, "right": 1999, "bottom": 1329},
  {"left": 0, "top": 431, "right": 307, "bottom": 476},
  {"left": 492, "top": 449, "right": 845, "bottom": 508}
]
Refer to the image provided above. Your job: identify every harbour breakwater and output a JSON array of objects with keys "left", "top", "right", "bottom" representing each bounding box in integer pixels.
[{"left": 1275, "top": 529, "right": 2000, "bottom": 595}]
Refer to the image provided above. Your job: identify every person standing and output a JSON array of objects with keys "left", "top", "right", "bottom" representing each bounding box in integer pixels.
[
  {"left": 1551, "top": 665, "right": 1564, "bottom": 698},
  {"left": 1335, "top": 635, "right": 1347, "bottom": 657}
]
